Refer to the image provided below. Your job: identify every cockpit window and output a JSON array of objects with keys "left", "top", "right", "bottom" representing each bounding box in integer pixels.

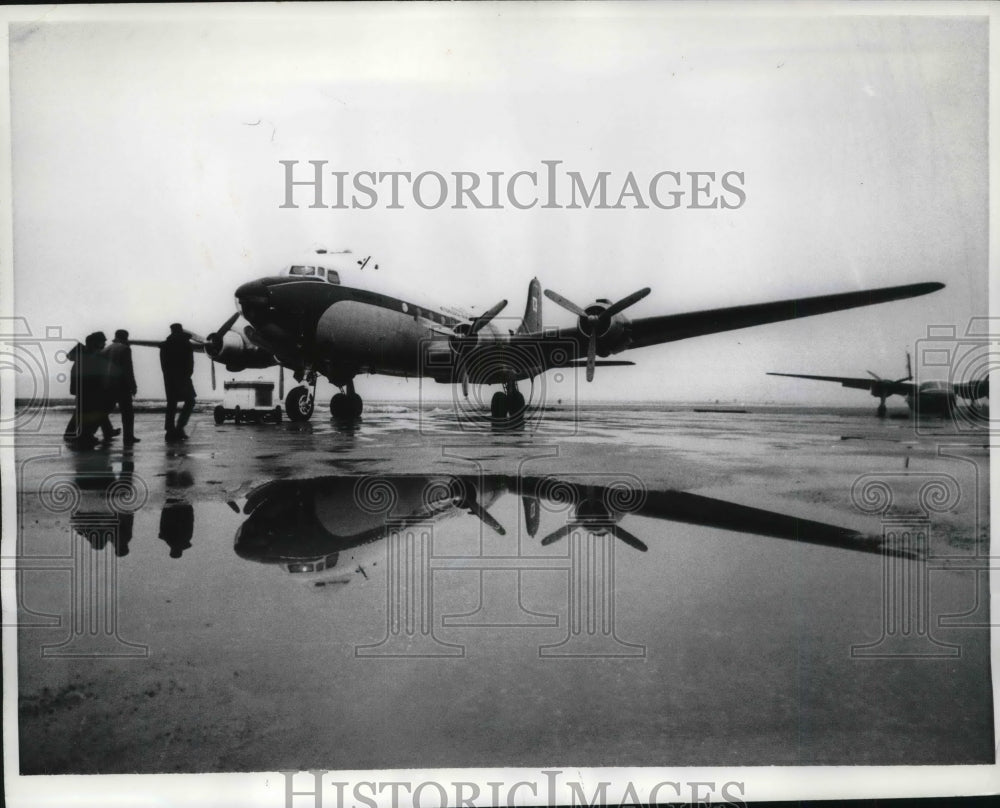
[
  {"left": 326, "top": 270, "right": 340, "bottom": 284},
  {"left": 289, "top": 265, "right": 316, "bottom": 276}
]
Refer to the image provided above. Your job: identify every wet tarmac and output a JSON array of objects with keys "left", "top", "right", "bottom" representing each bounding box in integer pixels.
[{"left": 13, "top": 403, "right": 993, "bottom": 772}]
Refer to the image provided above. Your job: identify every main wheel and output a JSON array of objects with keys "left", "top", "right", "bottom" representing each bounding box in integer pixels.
[
  {"left": 347, "top": 393, "right": 363, "bottom": 418},
  {"left": 877, "top": 401, "right": 887, "bottom": 417},
  {"left": 491, "top": 392, "right": 507, "bottom": 419},
  {"left": 507, "top": 391, "right": 526, "bottom": 418},
  {"left": 213, "top": 405, "right": 226, "bottom": 425},
  {"left": 234, "top": 405, "right": 243, "bottom": 425},
  {"left": 286, "top": 386, "right": 314, "bottom": 421},
  {"left": 330, "top": 393, "right": 349, "bottom": 419}
]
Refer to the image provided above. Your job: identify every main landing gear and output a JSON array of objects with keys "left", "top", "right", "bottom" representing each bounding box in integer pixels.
[
  {"left": 877, "top": 397, "right": 887, "bottom": 417},
  {"left": 490, "top": 380, "right": 526, "bottom": 422},
  {"left": 330, "top": 379, "right": 363, "bottom": 420},
  {"left": 284, "top": 374, "right": 365, "bottom": 422}
]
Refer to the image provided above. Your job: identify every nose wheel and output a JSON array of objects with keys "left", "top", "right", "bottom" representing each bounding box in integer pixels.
[{"left": 285, "top": 371, "right": 319, "bottom": 421}]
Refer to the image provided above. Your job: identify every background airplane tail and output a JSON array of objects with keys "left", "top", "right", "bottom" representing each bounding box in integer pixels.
[{"left": 518, "top": 278, "right": 543, "bottom": 334}]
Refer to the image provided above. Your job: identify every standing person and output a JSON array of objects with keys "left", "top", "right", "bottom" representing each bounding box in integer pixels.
[
  {"left": 159, "top": 323, "right": 196, "bottom": 441},
  {"left": 103, "top": 329, "right": 140, "bottom": 445},
  {"left": 65, "top": 332, "right": 117, "bottom": 447}
]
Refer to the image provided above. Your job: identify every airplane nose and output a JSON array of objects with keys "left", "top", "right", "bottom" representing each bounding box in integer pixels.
[{"left": 235, "top": 280, "right": 269, "bottom": 320}]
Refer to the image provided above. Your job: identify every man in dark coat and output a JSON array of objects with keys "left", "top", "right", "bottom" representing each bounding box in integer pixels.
[
  {"left": 64, "top": 331, "right": 117, "bottom": 447},
  {"left": 103, "top": 329, "right": 140, "bottom": 445},
  {"left": 159, "top": 323, "right": 196, "bottom": 440}
]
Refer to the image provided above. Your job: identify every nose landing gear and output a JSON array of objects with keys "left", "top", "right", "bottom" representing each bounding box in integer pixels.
[{"left": 285, "top": 371, "right": 318, "bottom": 422}]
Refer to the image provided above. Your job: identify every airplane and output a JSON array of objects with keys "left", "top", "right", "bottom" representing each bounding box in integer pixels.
[
  {"left": 142, "top": 249, "right": 945, "bottom": 422},
  {"left": 767, "top": 352, "right": 989, "bottom": 416},
  {"left": 232, "top": 471, "right": 917, "bottom": 580}
]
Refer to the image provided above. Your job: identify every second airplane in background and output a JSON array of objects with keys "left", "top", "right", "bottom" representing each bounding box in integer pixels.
[{"left": 768, "top": 353, "right": 989, "bottom": 416}]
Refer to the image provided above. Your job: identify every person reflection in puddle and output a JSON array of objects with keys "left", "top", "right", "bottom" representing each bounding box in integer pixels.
[
  {"left": 159, "top": 499, "right": 194, "bottom": 559},
  {"left": 70, "top": 454, "right": 137, "bottom": 556}
]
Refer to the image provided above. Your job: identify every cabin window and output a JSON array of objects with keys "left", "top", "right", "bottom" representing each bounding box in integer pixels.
[
  {"left": 326, "top": 270, "right": 340, "bottom": 285},
  {"left": 402, "top": 303, "right": 408, "bottom": 313}
]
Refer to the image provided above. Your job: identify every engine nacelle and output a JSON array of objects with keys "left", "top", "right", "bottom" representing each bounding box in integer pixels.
[
  {"left": 211, "top": 330, "right": 275, "bottom": 371},
  {"left": 581, "top": 299, "right": 632, "bottom": 356}
]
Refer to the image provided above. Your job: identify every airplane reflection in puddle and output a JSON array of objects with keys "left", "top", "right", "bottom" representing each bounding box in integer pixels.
[{"left": 234, "top": 472, "right": 917, "bottom": 582}]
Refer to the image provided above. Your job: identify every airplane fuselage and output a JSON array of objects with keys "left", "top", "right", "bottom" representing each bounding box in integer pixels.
[{"left": 237, "top": 273, "right": 519, "bottom": 387}]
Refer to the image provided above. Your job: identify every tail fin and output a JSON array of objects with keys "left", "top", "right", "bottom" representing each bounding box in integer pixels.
[{"left": 518, "top": 278, "right": 543, "bottom": 334}]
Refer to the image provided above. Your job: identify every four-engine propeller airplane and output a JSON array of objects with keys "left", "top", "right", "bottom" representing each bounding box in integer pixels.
[
  {"left": 768, "top": 352, "right": 989, "bottom": 416},
  {"left": 234, "top": 472, "right": 916, "bottom": 579},
  {"left": 141, "top": 250, "right": 945, "bottom": 422}
]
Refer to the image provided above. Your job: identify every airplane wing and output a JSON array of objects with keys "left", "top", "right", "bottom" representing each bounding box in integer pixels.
[
  {"left": 615, "top": 282, "right": 943, "bottom": 350},
  {"left": 766, "top": 372, "right": 916, "bottom": 396},
  {"left": 498, "top": 280, "right": 943, "bottom": 376},
  {"left": 518, "top": 477, "right": 916, "bottom": 558}
]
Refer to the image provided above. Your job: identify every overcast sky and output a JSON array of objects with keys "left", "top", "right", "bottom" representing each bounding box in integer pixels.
[{"left": 9, "top": 6, "right": 988, "bottom": 403}]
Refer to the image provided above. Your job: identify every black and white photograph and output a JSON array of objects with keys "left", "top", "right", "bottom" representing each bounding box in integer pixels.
[{"left": 1, "top": 3, "right": 996, "bottom": 806}]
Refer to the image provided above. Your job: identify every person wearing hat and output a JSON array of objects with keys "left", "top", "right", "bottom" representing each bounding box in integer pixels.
[
  {"left": 103, "top": 329, "right": 140, "bottom": 445},
  {"left": 159, "top": 323, "right": 196, "bottom": 440}
]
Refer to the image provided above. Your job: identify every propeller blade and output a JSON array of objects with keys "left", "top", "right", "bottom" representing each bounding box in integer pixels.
[
  {"left": 609, "top": 525, "right": 648, "bottom": 552},
  {"left": 544, "top": 289, "right": 588, "bottom": 318},
  {"left": 278, "top": 365, "right": 284, "bottom": 399},
  {"left": 865, "top": 370, "right": 882, "bottom": 381},
  {"left": 211, "top": 358, "right": 216, "bottom": 391},
  {"left": 541, "top": 522, "right": 578, "bottom": 546},
  {"left": 470, "top": 299, "right": 508, "bottom": 335},
  {"left": 218, "top": 311, "right": 240, "bottom": 336},
  {"left": 465, "top": 501, "right": 505, "bottom": 536},
  {"left": 461, "top": 368, "right": 469, "bottom": 398},
  {"left": 207, "top": 312, "right": 241, "bottom": 354},
  {"left": 521, "top": 495, "right": 541, "bottom": 538},
  {"left": 603, "top": 287, "right": 651, "bottom": 319},
  {"left": 586, "top": 331, "right": 597, "bottom": 382}
]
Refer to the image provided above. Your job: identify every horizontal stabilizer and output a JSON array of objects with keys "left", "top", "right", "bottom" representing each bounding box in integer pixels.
[{"left": 561, "top": 360, "right": 636, "bottom": 368}]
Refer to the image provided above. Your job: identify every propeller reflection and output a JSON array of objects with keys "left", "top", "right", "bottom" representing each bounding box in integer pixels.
[{"left": 233, "top": 472, "right": 916, "bottom": 579}]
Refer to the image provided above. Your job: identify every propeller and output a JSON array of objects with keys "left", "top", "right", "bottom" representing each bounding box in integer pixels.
[
  {"left": 541, "top": 521, "right": 648, "bottom": 552},
  {"left": 449, "top": 479, "right": 506, "bottom": 535},
  {"left": 449, "top": 299, "right": 508, "bottom": 397},
  {"left": 206, "top": 311, "right": 240, "bottom": 357},
  {"left": 544, "top": 287, "right": 650, "bottom": 381},
  {"left": 865, "top": 351, "right": 913, "bottom": 394},
  {"left": 205, "top": 311, "right": 240, "bottom": 391}
]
